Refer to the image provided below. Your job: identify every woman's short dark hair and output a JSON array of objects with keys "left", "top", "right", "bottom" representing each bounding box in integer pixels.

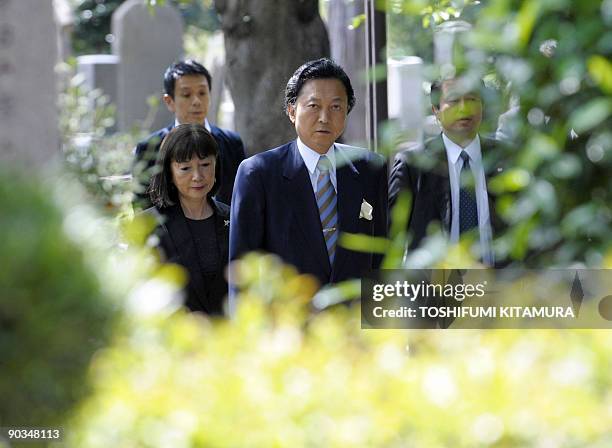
[
  {"left": 148, "top": 124, "right": 220, "bottom": 208},
  {"left": 284, "top": 58, "right": 356, "bottom": 115}
]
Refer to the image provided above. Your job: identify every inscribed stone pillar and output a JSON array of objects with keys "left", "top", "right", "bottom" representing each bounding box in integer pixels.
[
  {"left": 112, "top": 0, "right": 183, "bottom": 133},
  {"left": 0, "top": 0, "right": 59, "bottom": 165}
]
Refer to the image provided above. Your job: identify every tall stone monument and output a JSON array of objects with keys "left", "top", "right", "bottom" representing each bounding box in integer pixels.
[
  {"left": 77, "top": 54, "right": 119, "bottom": 133},
  {"left": 388, "top": 57, "right": 424, "bottom": 144},
  {"left": 112, "top": 0, "right": 183, "bottom": 133},
  {"left": 0, "top": 0, "right": 59, "bottom": 165}
]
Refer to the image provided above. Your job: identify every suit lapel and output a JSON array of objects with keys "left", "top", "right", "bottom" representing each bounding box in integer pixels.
[
  {"left": 282, "top": 142, "right": 331, "bottom": 275},
  {"left": 481, "top": 138, "right": 506, "bottom": 235},
  {"left": 332, "top": 146, "right": 362, "bottom": 279},
  {"left": 211, "top": 202, "right": 229, "bottom": 265},
  {"left": 426, "top": 136, "right": 452, "bottom": 232}
]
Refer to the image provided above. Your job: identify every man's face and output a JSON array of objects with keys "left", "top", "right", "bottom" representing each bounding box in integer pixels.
[
  {"left": 164, "top": 74, "right": 210, "bottom": 125},
  {"left": 287, "top": 78, "right": 348, "bottom": 154},
  {"left": 434, "top": 79, "right": 482, "bottom": 144}
]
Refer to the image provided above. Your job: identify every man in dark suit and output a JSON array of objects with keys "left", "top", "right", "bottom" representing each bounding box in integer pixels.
[
  {"left": 389, "top": 77, "right": 505, "bottom": 266},
  {"left": 230, "top": 58, "right": 388, "bottom": 289},
  {"left": 132, "top": 59, "right": 245, "bottom": 208}
]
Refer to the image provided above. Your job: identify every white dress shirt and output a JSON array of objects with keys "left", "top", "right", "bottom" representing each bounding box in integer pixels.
[
  {"left": 174, "top": 118, "right": 212, "bottom": 132},
  {"left": 442, "top": 133, "right": 494, "bottom": 265},
  {"left": 296, "top": 138, "right": 337, "bottom": 195}
]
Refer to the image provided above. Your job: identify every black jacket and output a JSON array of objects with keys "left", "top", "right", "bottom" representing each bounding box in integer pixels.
[
  {"left": 389, "top": 135, "right": 507, "bottom": 252},
  {"left": 133, "top": 124, "right": 246, "bottom": 208},
  {"left": 145, "top": 199, "right": 230, "bottom": 315}
]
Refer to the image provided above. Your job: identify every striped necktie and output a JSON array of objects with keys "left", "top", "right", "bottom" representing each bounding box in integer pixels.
[
  {"left": 316, "top": 156, "right": 338, "bottom": 265},
  {"left": 459, "top": 151, "right": 479, "bottom": 233}
]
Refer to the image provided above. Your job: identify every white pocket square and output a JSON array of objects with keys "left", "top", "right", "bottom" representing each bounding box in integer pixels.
[{"left": 359, "top": 199, "right": 373, "bottom": 220}]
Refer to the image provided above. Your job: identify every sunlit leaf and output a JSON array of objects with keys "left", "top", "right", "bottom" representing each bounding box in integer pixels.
[
  {"left": 518, "top": 134, "right": 560, "bottom": 171},
  {"left": 516, "top": 1, "right": 540, "bottom": 49},
  {"left": 339, "top": 232, "right": 390, "bottom": 254},
  {"left": 510, "top": 218, "right": 535, "bottom": 259},
  {"left": 350, "top": 14, "right": 366, "bottom": 30},
  {"left": 488, "top": 168, "right": 532, "bottom": 194},
  {"left": 312, "top": 279, "right": 361, "bottom": 310},
  {"left": 122, "top": 213, "right": 158, "bottom": 246},
  {"left": 154, "top": 263, "right": 188, "bottom": 286},
  {"left": 569, "top": 98, "right": 612, "bottom": 133},
  {"left": 587, "top": 55, "right": 612, "bottom": 94}
]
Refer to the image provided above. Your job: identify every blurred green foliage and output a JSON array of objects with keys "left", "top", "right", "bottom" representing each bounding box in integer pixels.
[
  {"left": 468, "top": 0, "right": 612, "bottom": 266},
  {"left": 384, "top": 0, "right": 612, "bottom": 267},
  {"left": 0, "top": 169, "right": 118, "bottom": 428},
  {"left": 386, "top": 0, "right": 481, "bottom": 59},
  {"left": 58, "top": 60, "right": 140, "bottom": 211},
  {"left": 64, "top": 254, "right": 612, "bottom": 447}
]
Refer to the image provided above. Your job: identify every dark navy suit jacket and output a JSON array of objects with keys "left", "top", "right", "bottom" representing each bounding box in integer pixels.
[
  {"left": 229, "top": 141, "right": 388, "bottom": 288},
  {"left": 133, "top": 124, "right": 246, "bottom": 207},
  {"left": 389, "top": 135, "right": 507, "bottom": 264}
]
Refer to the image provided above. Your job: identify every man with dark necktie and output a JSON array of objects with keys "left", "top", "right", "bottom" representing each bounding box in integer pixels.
[
  {"left": 230, "top": 58, "right": 388, "bottom": 289},
  {"left": 389, "top": 76, "right": 506, "bottom": 266}
]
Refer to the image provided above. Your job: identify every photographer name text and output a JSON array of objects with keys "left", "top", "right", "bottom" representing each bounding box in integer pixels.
[{"left": 372, "top": 305, "right": 576, "bottom": 319}]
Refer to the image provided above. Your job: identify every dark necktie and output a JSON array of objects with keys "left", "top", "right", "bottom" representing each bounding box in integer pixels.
[
  {"left": 316, "top": 156, "right": 338, "bottom": 265},
  {"left": 459, "top": 151, "right": 479, "bottom": 233}
]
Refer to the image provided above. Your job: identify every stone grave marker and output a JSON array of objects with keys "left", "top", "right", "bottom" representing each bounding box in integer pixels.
[
  {"left": 112, "top": 0, "right": 183, "bottom": 133},
  {"left": 77, "top": 54, "right": 119, "bottom": 133}
]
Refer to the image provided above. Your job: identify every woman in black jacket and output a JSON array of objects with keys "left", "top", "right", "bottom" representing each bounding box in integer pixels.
[{"left": 146, "top": 124, "right": 229, "bottom": 315}]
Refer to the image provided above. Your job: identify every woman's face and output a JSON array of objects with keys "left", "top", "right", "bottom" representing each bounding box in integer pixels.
[{"left": 170, "top": 155, "right": 216, "bottom": 204}]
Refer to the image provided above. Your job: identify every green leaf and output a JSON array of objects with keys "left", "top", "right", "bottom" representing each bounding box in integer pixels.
[
  {"left": 569, "top": 98, "right": 612, "bottom": 133},
  {"left": 147, "top": 95, "right": 160, "bottom": 108},
  {"left": 312, "top": 279, "right": 361, "bottom": 310},
  {"left": 339, "top": 232, "right": 390, "bottom": 254},
  {"left": 516, "top": 1, "right": 540, "bottom": 49},
  {"left": 587, "top": 55, "right": 612, "bottom": 94},
  {"left": 518, "top": 134, "right": 560, "bottom": 171},
  {"left": 510, "top": 218, "right": 535, "bottom": 259},
  {"left": 488, "top": 168, "right": 532, "bottom": 194},
  {"left": 350, "top": 14, "right": 366, "bottom": 30}
]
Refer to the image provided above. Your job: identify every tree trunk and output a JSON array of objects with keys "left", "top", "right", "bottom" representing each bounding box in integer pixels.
[
  {"left": 327, "top": 0, "right": 367, "bottom": 146},
  {"left": 214, "top": 0, "right": 330, "bottom": 155}
]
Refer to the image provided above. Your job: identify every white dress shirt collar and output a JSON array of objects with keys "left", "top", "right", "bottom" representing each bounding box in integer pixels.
[
  {"left": 296, "top": 138, "right": 337, "bottom": 193},
  {"left": 442, "top": 133, "right": 482, "bottom": 165},
  {"left": 174, "top": 118, "right": 212, "bottom": 132},
  {"left": 296, "top": 138, "right": 336, "bottom": 175}
]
